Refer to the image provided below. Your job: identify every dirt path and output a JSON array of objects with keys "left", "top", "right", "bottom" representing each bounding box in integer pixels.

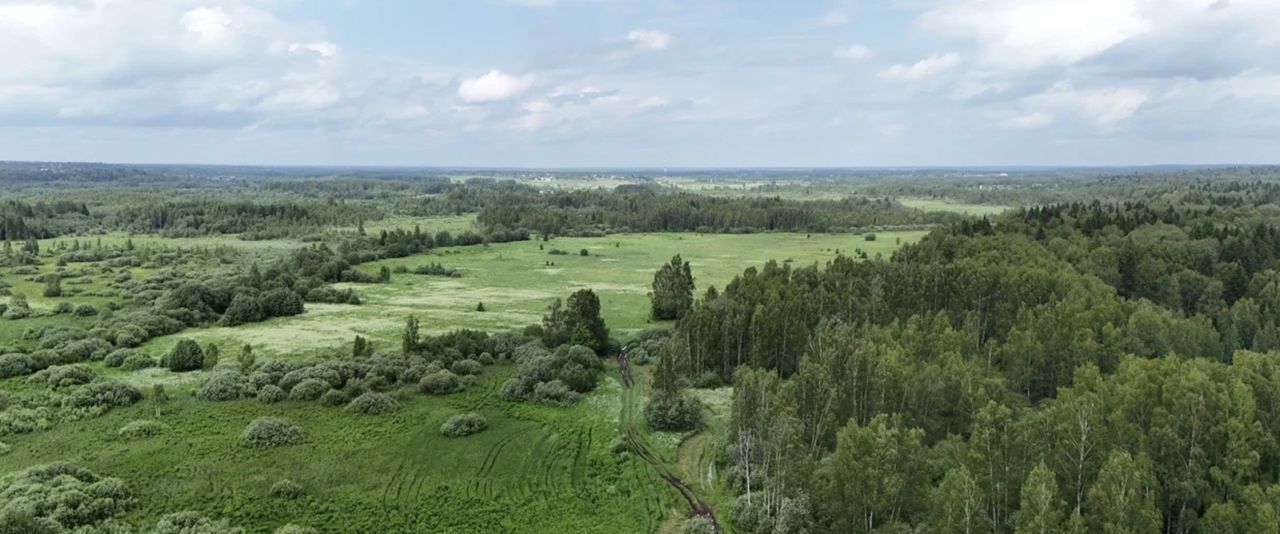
[{"left": 617, "top": 351, "right": 722, "bottom": 533}]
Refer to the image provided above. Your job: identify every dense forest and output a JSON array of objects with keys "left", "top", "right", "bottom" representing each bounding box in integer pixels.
[{"left": 654, "top": 181, "right": 1280, "bottom": 532}]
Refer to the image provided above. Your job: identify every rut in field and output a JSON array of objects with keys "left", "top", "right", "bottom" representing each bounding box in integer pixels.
[{"left": 617, "top": 350, "right": 722, "bottom": 533}]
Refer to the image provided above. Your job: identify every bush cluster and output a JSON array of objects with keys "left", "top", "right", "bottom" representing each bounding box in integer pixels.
[
  {"left": 241, "top": 417, "right": 303, "bottom": 448},
  {"left": 118, "top": 419, "right": 168, "bottom": 439},
  {"left": 499, "top": 344, "right": 601, "bottom": 406},
  {"left": 440, "top": 412, "right": 488, "bottom": 437},
  {"left": 345, "top": 392, "right": 400, "bottom": 415}
]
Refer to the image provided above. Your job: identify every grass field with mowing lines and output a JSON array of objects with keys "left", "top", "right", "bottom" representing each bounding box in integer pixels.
[{"left": 0, "top": 362, "right": 674, "bottom": 533}]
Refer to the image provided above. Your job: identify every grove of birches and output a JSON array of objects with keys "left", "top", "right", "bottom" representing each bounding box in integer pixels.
[{"left": 5, "top": 163, "right": 1280, "bottom": 533}]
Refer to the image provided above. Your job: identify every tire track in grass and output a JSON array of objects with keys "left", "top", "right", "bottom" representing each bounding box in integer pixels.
[{"left": 617, "top": 350, "right": 722, "bottom": 533}]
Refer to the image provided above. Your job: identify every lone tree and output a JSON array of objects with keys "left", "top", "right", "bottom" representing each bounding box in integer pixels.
[
  {"left": 402, "top": 315, "right": 420, "bottom": 355},
  {"left": 542, "top": 289, "right": 609, "bottom": 352},
  {"left": 650, "top": 254, "right": 694, "bottom": 320},
  {"left": 42, "top": 275, "right": 61, "bottom": 298}
]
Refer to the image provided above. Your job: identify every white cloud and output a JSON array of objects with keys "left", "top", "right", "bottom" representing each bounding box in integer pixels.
[
  {"left": 833, "top": 45, "right": 872, "bottom": 62},
  {"left": 1023, "top": 82, "right": 1147, "bottom": 125},
  {"left": 457, "top": 70, "right": 535, "bottom": 103},
  {"left": 879, "top": 53, "right": 962, "bottom": 81},
  {"left": 627, "top": 29, "right": 672, "bottom": 52},
  {"left": 921, "top": 0, "right": 1148, "bottom": 70},
  {"left": 1002, "top": 111, "right": 1055, "bottom": 128}
]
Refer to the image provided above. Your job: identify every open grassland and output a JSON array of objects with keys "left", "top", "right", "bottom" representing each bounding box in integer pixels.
[
  {"left": 0, "top": 363, "right": 676, "bottom": 533},
  {"left": 140, "top": 230, "right": 924, "bottom": 360},
  {"left": 898, "top": 197, "right": 1010, "bottom": 216}
]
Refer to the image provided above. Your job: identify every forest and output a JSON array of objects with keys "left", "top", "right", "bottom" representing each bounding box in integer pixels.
[{"left": 3, "top": 162, "right": 1280, "bottom": 533}]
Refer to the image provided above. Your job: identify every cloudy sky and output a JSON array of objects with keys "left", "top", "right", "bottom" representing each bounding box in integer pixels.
[{"left": 1, "top": 0, "right": 1278, "bottom": 167}]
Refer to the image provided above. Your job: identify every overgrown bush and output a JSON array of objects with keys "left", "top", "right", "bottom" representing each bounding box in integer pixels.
[
  {"left": 120, "top": 353, "right": 156, "bottom": 371},
  {"left": 319, "top": 388, "right": 347, "bottom": 407},
  {"left": 103, "top": 348, "right": 132, "bottom": 368},
  {"left": 166, "top": 339, "right": 204, "bottom": 372},
  {"left": 241, "top": 416, "right": 303, "bottom": 448},
  {"left": 270, "top": 479, "right": 303, "bottom": 499},
  {"left": 0, "top": 353, "right": 33, "bottom": 378},
  {"left": 32, "top": 364, "right": 95, "bottom": 388},
  {"left": 152, "top": 511, "right": 244, "bottom": 534},
  {"left": 450, "top": 358, "right": 482, "bottom": 376},
  {"left": 419, "top": 370, "right": 463, "bottom": 395},
  {"left": 62, "top": 380, "right": 143, "bottom": 416},
  {"left": 196, "top": 371, "right": 252, "bottom": 401},
  {"left": 532, "top": 379, "right": 580, "bottom": 407},
  {"left": 0, "top": 462, "right": 135, "bottom": 530},
  {"left": 440, "top": 412, "right": 488, "bottom": 437},
  {"left": 118, "top": 419, "right": 168, "bottom": 439},
  {"left": 289, "top": 379, "right": 329, "bottom": 401},
  {"left": 346, "top": 392, "right": 400, "bottom": 415},
  {"left": 644, "top": 390, "right": 702, "bottom": 432},
  {"left": 257, "top": 385, "right": 286, "bottom": 404}
]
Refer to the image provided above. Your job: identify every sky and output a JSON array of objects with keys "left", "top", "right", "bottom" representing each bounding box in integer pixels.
[{"left": 0, "top": 0, "right": 1278, "bottom": 168}]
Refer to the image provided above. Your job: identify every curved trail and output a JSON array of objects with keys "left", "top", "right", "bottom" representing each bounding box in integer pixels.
[{"left": 617, "top": 351, "right": 722, "bottom": 533}]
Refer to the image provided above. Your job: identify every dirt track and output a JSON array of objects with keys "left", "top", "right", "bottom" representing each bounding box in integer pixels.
[{"left": 617, "top": 351, "right": 722, "bottom": 533}]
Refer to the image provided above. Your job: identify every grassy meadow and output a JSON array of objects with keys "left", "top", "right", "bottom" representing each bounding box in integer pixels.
[
  {"left": 140, "top": 230, "right": 924, "bottom": 360},
  {"left": 1, "top": 224, "right": 920, "bottom": 533}
]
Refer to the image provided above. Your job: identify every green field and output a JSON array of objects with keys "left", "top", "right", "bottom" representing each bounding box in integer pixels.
[
  {"left": 139, "top": 231, "right": 924, "bottom": 360},
  {"left": 0, "top": 361, "right": 677, "bottom": 532},
  {"left": 1, "top": 227, "right": 920, "bottom": 533},
  {"left": 898, "top": 197, "right": 1010, "bottom": 216}
]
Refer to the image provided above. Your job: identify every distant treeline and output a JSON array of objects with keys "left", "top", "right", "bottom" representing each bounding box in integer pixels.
[{"left": 474, "top": 185, "right": 957, "bottom": 235}]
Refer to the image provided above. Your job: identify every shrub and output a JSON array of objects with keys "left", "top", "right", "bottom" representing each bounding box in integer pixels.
[
  {"left": 260, "top": 288, "right": 305, "bottom": 317},
  {"left": 241, "top": 417, "right": 303, "bottom": 448},
  {"left": 440, "top": 413, "right": 488, "bottom": 437},
  {"left": 196, "top": 371, "right": 251, "bottom": 401},
  {"left": 679, "top": 517, "right": 715, "bottom": 534},
  {"left": 166, "top": 339, "right": 204, "bottom": 372},
  {"left": 644, "top": 391, "right": 702, "bottom": 432},
  {"left": 0, "top": 441, "right": 9, "bottom": 456},
  {"left": 120, "top": 353, "right": 156, "bottom": 371},
  {"left": 152, "top": 511, "right": 243, "bottom": 534},
  {"left": 33, "top": 364, "right": 95, "bottom": 388},
  {"left": 104, "top": 348, "right": 133, "bottom": 368},
  {"left": 275, "top": 525, "right": 318, "bottom": 534},
  {"left": 269, "top": 479, "right": 303, "bottom": 499},
  {"left": 346, "top": 392, "right": 400, "bottom": 415},
  {"left": 319, "top": 388, "right": 347, "bottom": 407},
  {"left": 62, "top": 380, "right": 143, "bottom": 412},
  {"left": 692, "top": 371, "right": 724, "bottom": 389},
  {"left": 257, "top": 385, "right": 286, "bottom": 404},
  {"left": 450, "top": 358, "right": 482, "bottom": 376},
  {"left": 419, "top": 370, "right": 463, "bottom": 395},
  {"left": 477, "top": 352, "right": 495, "bottom": 365},
  {"left": 0, "top": 353, "right": 33, "bottom": 378},
  {"left": 118, "top": 419, "right": 167, "bottom": 439},
  {"left": 53, "top": 301, "right": 74, "bottom": 314},
  {"left": 73, "top": 303, "right": 98, "bottom": 317},
  {"left": 220, "top": 294, "right": 264, "bottom": 326},
  {"left": 289, "top": 379, "right": 329, "bottom": 401},
  {"left": 279, "top": 366, "right": 342, "bottom": 391},
  {"left": 532, "top": 379, "right": 580, "bottom": 407},
  {"left": 2, "top": 306, "right": 31, "bottom": 320},
  {"left": 0, "top": 462, "right": 135, "bottom": 529}
]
